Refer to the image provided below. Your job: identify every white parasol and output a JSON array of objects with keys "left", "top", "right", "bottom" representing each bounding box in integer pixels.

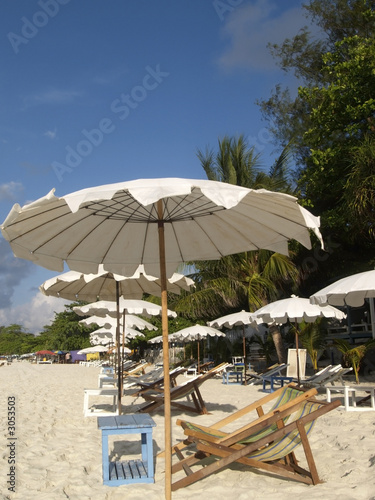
[
  {"left": 253, "top": 295, "right": 346, "bottom": 383},
  {"left": 1, "top": 177, "right": 323, "bottom": 500},
  {"left": 310, "top": 270, "right": 375, "bottom": 339},
  {"left": 208, "top": 310, "right": 259, "bottom": 384}
]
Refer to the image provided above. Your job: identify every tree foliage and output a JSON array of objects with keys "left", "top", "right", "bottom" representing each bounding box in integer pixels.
[{"left": 258, "top": 0, "right": 375, "bottom": 283}]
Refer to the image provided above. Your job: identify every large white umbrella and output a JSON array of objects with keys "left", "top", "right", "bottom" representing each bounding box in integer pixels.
[
  {"left": 80, "top": 314, "right": 157, "bottom": 331},
  {"left": 74, "top": 298, "right": 177, "bottom": 319},
  {"left": 39, "top": 264, "right": 194, "bottom": 301},
  {"left": 74, "top": 298, "right": 176, "bottom": 410},
  {"left": 208, "top": 310, "right": 259, "bottom": 384},
  {"left": 90, "top": 325, "right": 144, "bottom": 342},
  {"left": 171, "top": 324, "right": 225, "bottom": 373},
  {"left": 310, "top": 269, "right": 375, "bottom": 339},
  {"left": 253, "top": 295, "right": 346, "bottom": 383},
  {"left": 40, "top": 266, "right": 188, "bottom": 411},
  {"left": 77, "top": 345, "right": 108, "bottom": 354},
  {"left": 1, "top": 177, "right": 323, "bottom": 500}
]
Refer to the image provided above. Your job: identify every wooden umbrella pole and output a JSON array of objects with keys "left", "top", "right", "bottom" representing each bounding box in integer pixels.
[
  {"left": 122, "top": 309, "right": 126, "bottom": 391},
  {"left": 295, "top": 320, "right": 301, "bottom": 385},
  {"left": 116, "top": 281, "right": 122, "bottom": 414},
  {"left": 157, "top": 200, "right": 172, "bottom": 500},
  {"left": 243, "top": 325, "right": 247, "bottom": 385}
]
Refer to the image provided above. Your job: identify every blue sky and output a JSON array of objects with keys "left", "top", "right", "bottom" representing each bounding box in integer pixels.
[{"left": 0, "top": 0, "right": 314, "bottom": 333}]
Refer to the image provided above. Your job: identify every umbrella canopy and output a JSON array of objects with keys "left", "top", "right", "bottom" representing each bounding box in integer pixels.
[
  {"left": 1, "top": 177, "right": 322, "bottom": 277},
  {"left": 253, "top": 295, "right": 346, "bottom": 324},
  {"left": 80, "top": 314, "right": 157, "bottom": 331},
  {"left": 1, "top": 177, "right": 323, "bottom": 500},
  {"left": 90, "top": 325, "right": 144, "bottom": 341},
  {"left": 253, "top": 295, "right": 346, "bottom": 383},
  {"left": 74, "top": 298, "right": 177, "bottom": 319},
  {"left": 171, "top": 324, "right": 225, "bottom": 373},
  {"left": 208, "top": 310, "right": 259, "bottom": 385},
  {"left": 77, "top": 345, "right": 108, "bottom": 354},
  {"left": 39, "top": 264, "right": 194, "bottom": 301},
  {"left": 310, "top": 270, "right": 375, "bottom": 339},
  {"left": 208, "top": 310, "right": 257, "bottom": 329},
  {"left": 36, "top": 350, "right": 56, "bottom": 356},
  {"left": 172, "top": 324, "right": 226, "bottom": 341}
]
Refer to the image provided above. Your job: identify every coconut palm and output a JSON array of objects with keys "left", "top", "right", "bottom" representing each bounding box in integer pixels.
[
  {"left": 334, "top": 338, "right": 375, "bottom": 384},
  {"left": 175, "top": 136, "right": 299, "bottom": 364},
  {"left": 291, "top": 318, "right": 327, "bottom": 371}
]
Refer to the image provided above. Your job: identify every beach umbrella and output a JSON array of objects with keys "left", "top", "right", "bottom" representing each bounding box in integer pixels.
[
  {"left": 77, "top": 345, "right": 108, "bottom": 354},
  {"left": 74, "top": 298, "right": 177, "bottom": 319},
  {"left": 310, "top": 270, "right": 375, "bottom": 339},
  {"left": 36, "top": 350, "right": 56, "bottom": 356},
  {"left": 208, "top": 310, "right": 259, "bottom": 384},
  {"left": 1, "top": 177, "right": 323, "bottom": 500},
  {"left": 252, "top": 295, "right": 346, "bottom": 383},
  {"left": 80, "top": 314, "right": 157, "bottom": 331},
  {"left": 39, "top": 264, "right": 194, "bottom": 301},
  {"left": 90, "top": 325, "right": 144, "bottom": 342},
  {"left": 40, "top": 267, "right": 190, "bottom": 410},
  {"left": 74, "top": 298, "right": 177, "bottom": 410},
  {"left": 172, "top": 324, "right": 225, "bottom": 373}
]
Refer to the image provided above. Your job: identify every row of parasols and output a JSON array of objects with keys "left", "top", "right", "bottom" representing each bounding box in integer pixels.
[{"left": 40, "top": 264, "right": 375, "bottom": 378}]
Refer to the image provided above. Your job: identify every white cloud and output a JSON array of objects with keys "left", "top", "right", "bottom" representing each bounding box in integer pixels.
[
  {"left": 44, "top": 128, "right": 57, "bottom": 140},
  {"left": 0, "top": 292, "right": 69, "bottom": 334},
  {"left": 217, "top": 0, "right": 313, "bottom": 72},
  {"left": 0, "top": 181, "right": 24, "bottom": 202},
  {"left": 22, "top": 89, "right": 83, "bottom": 108}
]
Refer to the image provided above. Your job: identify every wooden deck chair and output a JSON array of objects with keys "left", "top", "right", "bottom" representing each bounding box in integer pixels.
[
  {"left": 302, "top": 365, "right": 353, "bottom": 388},
  {"left": 247, "top": 363, "right": 288, "bottom": 386},
  {"left": 164, "top": 383, "right": 317, "bottom": 459},
  {"left": 130, "top": 366, "right": 187, "bottom": 396},
  {"left": 171, "top": 394, "right": 340, "bottom": 491},
  {"left": 122, "top": 366, "right": 164, "bottom": 389},
  {"left": 138, "top": 363, "right": 230, "bottom": 415}
]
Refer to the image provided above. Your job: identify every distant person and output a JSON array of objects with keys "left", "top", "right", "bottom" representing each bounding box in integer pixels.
[{"left": 65, "top": 352, "right": 71, "bottom": 364}]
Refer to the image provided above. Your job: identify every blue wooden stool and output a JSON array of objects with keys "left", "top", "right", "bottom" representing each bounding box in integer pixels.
[
  {"left": 98, "top": 414, "right": 156, "bottom": 486},
  {"left": 222, "top": 370, "right": 243, "bottom": 385}
]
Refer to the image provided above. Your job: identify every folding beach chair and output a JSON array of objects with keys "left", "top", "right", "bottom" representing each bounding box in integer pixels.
[
  {"left": 138, "top": 363, "right": 230, "bottom": 415},
  {"left": 170, "top": 388, "right": 340, "bottom": 491}
]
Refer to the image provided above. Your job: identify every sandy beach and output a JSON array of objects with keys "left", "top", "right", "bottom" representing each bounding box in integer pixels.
[{"left": 1, "top": 362, "right": 375, "bottom": 500}]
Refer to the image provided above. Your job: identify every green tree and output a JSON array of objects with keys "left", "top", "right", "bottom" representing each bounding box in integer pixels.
[
  {"left": 257, "top": 0, "right": 375, "bottom": 286},
  {"left": 0, "top": 324, "right": 38, "bottom": 355},
  {"left": 37, "top": 302, "right": 93, "bottom": 351}
]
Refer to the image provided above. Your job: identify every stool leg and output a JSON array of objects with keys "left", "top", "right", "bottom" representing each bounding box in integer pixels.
[{"left": 102, "top": 432, "right": 110, "bottom": 482}]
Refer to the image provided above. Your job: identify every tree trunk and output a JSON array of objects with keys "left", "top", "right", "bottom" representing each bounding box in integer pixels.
[{"left": 269, "top": 324, "right": 287, "bottom": 364}]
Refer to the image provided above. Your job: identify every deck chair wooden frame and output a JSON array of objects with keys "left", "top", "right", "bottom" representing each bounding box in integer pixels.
[
  {"left": 300, "top": 365, "right": 353, "bottom": 388},
  {"left": 130, "top": 366, "right": 187, "bottom": 397},
  {"left": 138, "top": 363, "right": 230, "bottom": 415},
  {"left": 171, "top": 393, "right": 340, "bottom": 491},
  {"left": 166, "top": 383, "right": 317, "bottom": 459},
  {"left": 247, "top": 363, "right": 288, "bottom": 385}
]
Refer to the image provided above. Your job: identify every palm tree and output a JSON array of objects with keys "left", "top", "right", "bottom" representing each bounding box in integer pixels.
[
  {"left": 175, "top": 136, "right": 300, "bottom": 363},
  {"left": 334, "top": 338, "right": 375, "bottom": 384},
  {"left": 292, "top": 318, "right": 327, "bottom": 371}
]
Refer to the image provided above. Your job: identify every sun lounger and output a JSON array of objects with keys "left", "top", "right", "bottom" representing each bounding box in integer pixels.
[
  {"left": 130, "top": 366, "right": 187, "bottom": 397},
  {"left": 164, "top": 383, "right": 317, "bottom": 459},
  {"left": 138, "top": 363, "right": 230, "bottom": 415},
  {"left": 170, "top": 385, "right": 340, "bottom": 491},
  {"left": 246, "top": 363, "right": 288, "bottom": 388}
]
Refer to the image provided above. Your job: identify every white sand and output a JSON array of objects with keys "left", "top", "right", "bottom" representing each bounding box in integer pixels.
[{"left": 1, "top": 362, "right": 375, "bottom": 500}]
